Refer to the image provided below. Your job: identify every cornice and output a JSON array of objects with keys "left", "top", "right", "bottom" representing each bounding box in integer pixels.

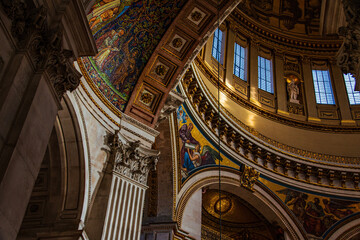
[{"left": 229, "top": 8, "right": 342, "bottom": 57}]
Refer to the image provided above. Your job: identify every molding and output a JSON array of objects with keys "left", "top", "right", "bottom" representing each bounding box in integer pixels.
[
  {"left": 229, "top": 8, "right": 342, "bottom": 56},
  {"left": 179, "top": 64, "right": 360, "bottom": 191}
]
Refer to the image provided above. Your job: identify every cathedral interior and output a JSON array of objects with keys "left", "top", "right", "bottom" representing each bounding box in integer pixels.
[{"left": 1, "top": 0, "right": 360, "bottom": 239}]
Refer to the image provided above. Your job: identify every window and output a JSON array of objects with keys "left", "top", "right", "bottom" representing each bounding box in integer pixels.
[
  {"left": 344, "top": 73, "right": 360, "bottom": 105},
  {"left": 212, "top": 28, "right": 225, "bottom": 64},
  {"left": 234, "top": 43, "right": 246, "bottom": 81},
  {"left": 312, "top": 70, "right": 335, "bottom": 104},
  {"left": 258, "top": 56, "right": 273, "bottom": 93}
]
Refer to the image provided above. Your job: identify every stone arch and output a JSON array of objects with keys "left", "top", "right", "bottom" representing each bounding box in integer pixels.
[
  {"left": 324, "top": 215, "right": 360, "bottom": 240},
  {"left": 175, "top": 168, "right": 306, "bottom": 240},
  {"left": 17, "top": 96, "right": 86, "bottom": 239}
]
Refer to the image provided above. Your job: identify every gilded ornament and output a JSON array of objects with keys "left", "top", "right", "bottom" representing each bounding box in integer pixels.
[
  {"left": 190, "top": 11, "right": 202, "bottom": 22},
  {"left": 140, "top": 92, "right": 154, "bottom": 105},
  {"left": 155, "top": 64, "right": 167, "bottom": 77},
  {"left": 240, "top": 165, "right": 260, "bottom": 191},
  {"left": 172, "top": 37, "right": 183, "bottom": 48}
]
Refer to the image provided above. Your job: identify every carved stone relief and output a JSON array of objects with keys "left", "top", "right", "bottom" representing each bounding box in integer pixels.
[
  {"left": 280, "top": 0, "right": 302, "bottom": 30},
  {"left": 106, "top": 131, "right": 159, "bottom": 185},
  {"left": 155, "top": 89, "right": 186, "bottom": 128},
  {"left": 240, "top": 165, "right": 260, "bottom": 191},
  {"left": 0, "top": 1, "right": 81, "bottom": 100}
]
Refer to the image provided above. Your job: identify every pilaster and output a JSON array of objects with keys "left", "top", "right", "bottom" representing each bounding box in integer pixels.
[
  {"left": 301, "top": 57, "right": 320, "bottom": 122},
  {"left": 330, "top": 60, "right": 355, "bottom": 125},
  {"left": 249, "top": 41, "right": 259, "bottom": 104},
  {"left": 274, "top": 51, "right": 287, "bottom": 113},
  {"left": 225, "top": 26, "right": 236, "bottom": 87},
  {"left": 85, "top": 131, "right": 159, "bottom": 240}
]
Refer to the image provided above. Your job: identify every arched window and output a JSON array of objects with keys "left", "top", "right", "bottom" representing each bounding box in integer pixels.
[
  {"left": 212, "top": 28, "right": 225, "bottom": 65},
  {"left": 344, "top": 73, "right": 360, "bottom": 105},
  {"left": 234, "top": 43, "right": 247, "bottom": 81},
  {"left": 258, "top": 56, "right": 273, "bottom": 93},
  {"left": 312, "top": 70, "right": 335, "bottom": 104}
]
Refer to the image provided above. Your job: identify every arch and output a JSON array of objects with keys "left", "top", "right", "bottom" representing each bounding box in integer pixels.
[
  {"left": 17, "top": 96, "right": 87, "bottom": 239},
  {"left": 175, "top": 168, "right": 306, "bottom": 240},
  {"left": 324, "top": 215, "right": 360, "bottom": 240}
]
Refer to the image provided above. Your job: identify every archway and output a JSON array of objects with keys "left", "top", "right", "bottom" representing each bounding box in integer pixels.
[
  {"left": 17, "top": 97, "right": 86, "bottom": 239},
  {"left": 176, "top": 169, "right": 306, "bottom": 240}
]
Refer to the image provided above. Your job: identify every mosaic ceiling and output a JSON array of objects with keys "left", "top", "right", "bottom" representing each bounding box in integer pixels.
[{"left": 79, "top": 0, "right": 186, "bottom": 111}]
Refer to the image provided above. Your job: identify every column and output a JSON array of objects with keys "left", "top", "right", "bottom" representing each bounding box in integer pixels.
[
  {"left": 301, "top": 57, "right": 320, "bottom": 122},
  {"left": 85, "top": 131, "right": 159, "bottom": 240},
  {"left": 0, "top": 2, "right": 85, "bottom": 239},
  {"left": 330, "top": 62, "right": 356, "bottom": 125},
  {"left": 274, "top": 52, "right": 287, "bottom": 114},
  {"left": 249, "top": 42, "right": 259, "bottom": 104}
]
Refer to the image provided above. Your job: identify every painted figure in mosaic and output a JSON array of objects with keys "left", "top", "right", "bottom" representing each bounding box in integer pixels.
[
  {"left": 111, "top": 37, "right": 138, "bottom": 85},
  {"left": 89, "top": 7, "right": 120, "bottom": 30},
  {"left": 303, "top": 198, "right": 325, "bottom": 236},
  {"left": 322, "top": 199, "right": 355, "bottom": 219},
  {"left": 183, "top": 144, "right": 201, "bottom": 172},
  {"left": 199, "top": 145, "right": 222, "bottom": 166},
  {"left": 177, "top": 106, "right": 188, "bottom": 124},
  {"left": 179, "top": 123, "right": 199, "bottom": 168},
  {"left": 89, "top": 0, "right": 133, "bottom": 31},
  {"left": 287, "top": 193, "right": 308, "bottom": 223},
  {"left": 94, "top": 29, "right": 124, "bottom": 70}
]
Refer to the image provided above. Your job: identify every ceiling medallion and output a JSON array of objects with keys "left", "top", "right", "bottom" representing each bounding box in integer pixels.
[
  {"left": 190, "top": 11, "right": 202, "bottom": 22},
  {"left": 172, "top": 37, "right": 183, "bottom": 48},
  {"left": 155, "top": 64, "right": 167, "bottom": 77},
  {"left": 140, "top": 92, "right": 154, "bottom": 105},
  {"left": 214, "top": 197, "right": 232, "bottom": 214}
]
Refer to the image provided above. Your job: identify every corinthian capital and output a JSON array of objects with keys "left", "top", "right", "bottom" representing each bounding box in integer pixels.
[
  {"left": 107, "top": 131, "right": 159, "bottom": 185},
  {"left": 0, "top": 1, "right": 81, "bottom": 99}
]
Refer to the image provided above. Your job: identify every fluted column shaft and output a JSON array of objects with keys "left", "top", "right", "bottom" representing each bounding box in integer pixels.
[{"left": 85, "top": 132, "right": 159, "bottom": 240}]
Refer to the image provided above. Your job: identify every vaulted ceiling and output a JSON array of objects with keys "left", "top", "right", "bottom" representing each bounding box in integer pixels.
[{"left": 78, "top": 0, "right": 241, "bottom": 127}]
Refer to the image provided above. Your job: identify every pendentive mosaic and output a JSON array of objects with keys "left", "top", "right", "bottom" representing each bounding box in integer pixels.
[
  {"left": 176, "top": 103, "right": 240, "bottom": 184},
  {"left": 79, "top": 0, "right": 186, "bottom": 111},
  {"left": 262, "top": 178, "right": 360, "bottom": 238}
]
